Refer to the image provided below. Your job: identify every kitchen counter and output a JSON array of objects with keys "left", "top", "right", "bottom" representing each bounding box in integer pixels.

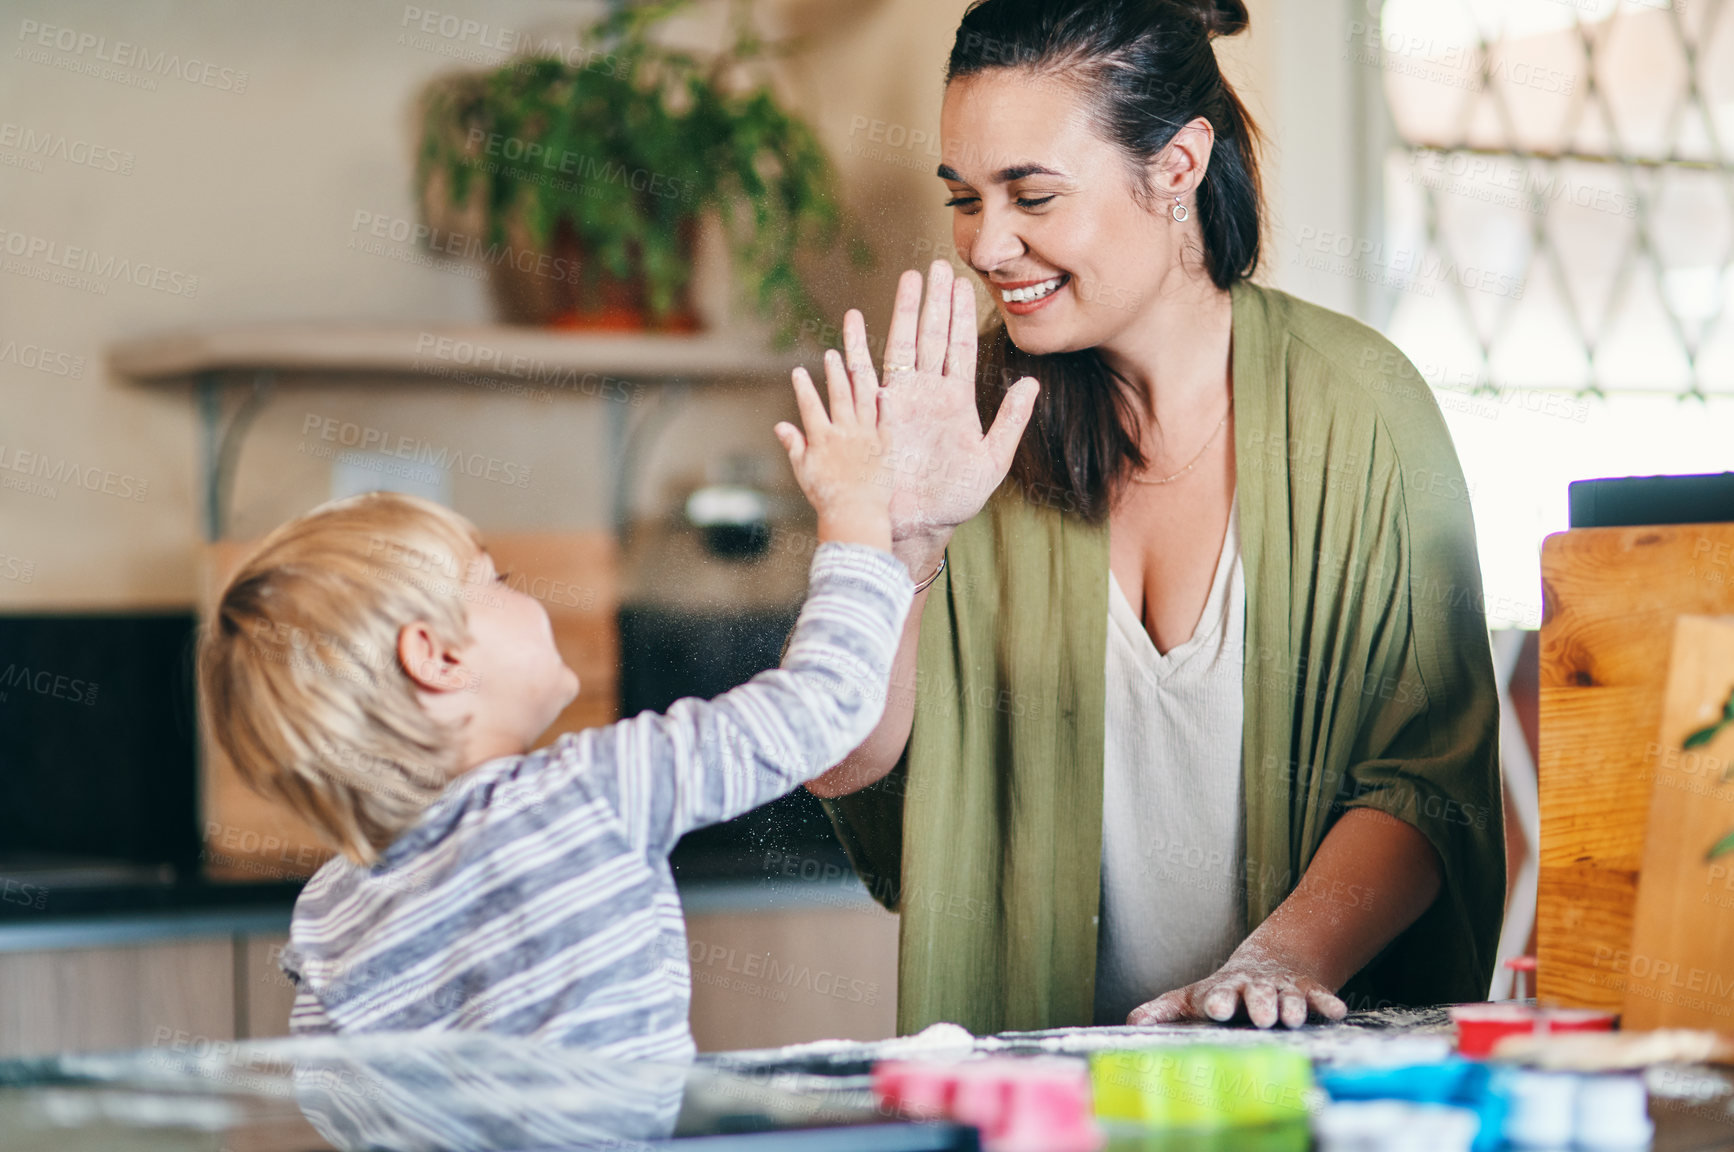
[
  {"left": 2, "top": 1011, "right": 1731, "bottom": 1150},
  {"left": 0, "top": 873, "right": 897, "bottom": 1060},
  {"left": 0, "top": 1029, "right": 973, "bottom": 1152}
]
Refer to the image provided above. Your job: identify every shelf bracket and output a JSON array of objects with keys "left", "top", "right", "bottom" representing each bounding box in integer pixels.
[
  {"left": 610, "top": 379, "right": 691, "bottom": 534},
  {"left": 196, "top": 370, "right": 275, "bottom": 541}
]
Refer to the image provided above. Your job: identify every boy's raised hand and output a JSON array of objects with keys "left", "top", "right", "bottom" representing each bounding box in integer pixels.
[{"left": 775, "top": 348, "right": 893, "bottom": 555}]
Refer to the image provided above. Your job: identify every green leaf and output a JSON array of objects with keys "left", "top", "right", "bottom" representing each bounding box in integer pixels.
[
  {"left": 1708, "top": 830, "right": 1734, "bottom": 861},
  {"left": 1685, "top": 719, "right": 1729, "bottom": 749}
]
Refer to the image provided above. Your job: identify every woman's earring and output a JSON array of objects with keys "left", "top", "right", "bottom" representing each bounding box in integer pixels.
[{"left": 1172, "top": 197, "right": 1189, "bottom": 223}]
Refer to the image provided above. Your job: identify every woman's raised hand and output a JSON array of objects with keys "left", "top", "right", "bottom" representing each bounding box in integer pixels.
[{"left": 840, "top": 260, "right": 1040, "bottom": 547}]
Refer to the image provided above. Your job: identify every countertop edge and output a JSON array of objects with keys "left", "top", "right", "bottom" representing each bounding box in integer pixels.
[
  {"left": 0, "top": 877, "right": 879, "bottom": 952},
  {"left": 0, "top": 906, "right": 294, "bottom": 952}
]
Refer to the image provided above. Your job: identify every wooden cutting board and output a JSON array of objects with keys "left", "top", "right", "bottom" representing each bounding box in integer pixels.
[
  {"left": 1621, "top": 614, "right": 1734, "bottom": 1034},
  {"left": 1538, "top": 524, "right": 1734, "bottom": 1010},
  {"left": 196, "top": 530, "right": 617, "bottom": 882}
]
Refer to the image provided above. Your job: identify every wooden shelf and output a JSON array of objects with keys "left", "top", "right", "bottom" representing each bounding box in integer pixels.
[
  {"left": 109, "top": 323, "right": 790, "bottom": 384},
  {"left": 109, "top": 323, "right": 799, "bottom": 538}
]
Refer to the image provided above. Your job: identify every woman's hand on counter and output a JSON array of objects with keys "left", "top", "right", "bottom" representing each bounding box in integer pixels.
[
  {"left": 1128, "top": 807, "right": 1445, "bottom": 1029},
  {"left": 844, "top": 261, "right": 1039, "bottom": 545},
  {"left": 1126, "top": 941, "right": 1347, "bottom": 1029}
]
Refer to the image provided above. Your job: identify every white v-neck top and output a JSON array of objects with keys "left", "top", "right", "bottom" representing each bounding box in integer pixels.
[{"left": 1092, "top": 495, "right": 1248, "bottom": 1026}]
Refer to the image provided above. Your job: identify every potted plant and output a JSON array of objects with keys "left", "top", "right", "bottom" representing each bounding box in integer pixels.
[{"left": 414, "top": 0, "right": 862, "bottom": 338}]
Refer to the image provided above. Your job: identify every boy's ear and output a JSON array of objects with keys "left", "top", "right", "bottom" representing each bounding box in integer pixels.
[{"left": 398, "top": 621, "right": 468, "bottom": 692}]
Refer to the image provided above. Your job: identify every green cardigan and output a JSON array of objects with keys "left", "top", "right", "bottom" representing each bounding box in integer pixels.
[{"left": 823, "top": 279, "right": 1505, "bottom": 1036}]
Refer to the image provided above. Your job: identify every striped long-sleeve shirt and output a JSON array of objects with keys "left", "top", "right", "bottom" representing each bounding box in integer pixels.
[{"left": 279, "top": 541, "right": 912, "bottom": 1061}]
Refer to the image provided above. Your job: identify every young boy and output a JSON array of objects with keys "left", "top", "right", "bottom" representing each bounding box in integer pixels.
[{"left": 200, "top": 351, "right": 914, "bottom": 1061}]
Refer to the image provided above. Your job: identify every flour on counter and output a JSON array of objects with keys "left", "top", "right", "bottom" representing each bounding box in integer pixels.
[{"left": 702, "top": 1007, "right": 1460, "bottom": 1077}]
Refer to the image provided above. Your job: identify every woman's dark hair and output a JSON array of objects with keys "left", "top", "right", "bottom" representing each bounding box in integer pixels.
[{"left": 947, "top": 0, "right": 1262, "bottom": 521}]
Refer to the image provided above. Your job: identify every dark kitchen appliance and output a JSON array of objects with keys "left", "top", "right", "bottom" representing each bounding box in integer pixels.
[
  {"left": 0, "top": 612, "right": 202, "bottom": 891},
  {"left": 618, "top": 604, "right": 856, "bottom": 882},
  {"left": 1569, "top": 472, "right": 1734, "bottom": 528}
]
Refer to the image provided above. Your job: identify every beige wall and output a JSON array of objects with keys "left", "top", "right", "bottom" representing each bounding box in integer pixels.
[{"left": 0, "top": 0, "right": 1359, "bottom": 608}]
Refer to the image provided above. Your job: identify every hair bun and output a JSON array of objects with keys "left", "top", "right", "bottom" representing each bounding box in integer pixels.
[{"left": 1185, "top": 0, "right": 1249, "bottom": 37}]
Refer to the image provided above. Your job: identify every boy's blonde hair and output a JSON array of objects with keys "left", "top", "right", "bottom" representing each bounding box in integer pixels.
[{"left": 199, "top": 491, "right": 487, "bottom": 866}]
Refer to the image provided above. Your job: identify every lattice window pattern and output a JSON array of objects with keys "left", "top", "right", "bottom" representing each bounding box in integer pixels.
[{"left": 1374, "top": 0, "right": 1732, "bottom": 398}]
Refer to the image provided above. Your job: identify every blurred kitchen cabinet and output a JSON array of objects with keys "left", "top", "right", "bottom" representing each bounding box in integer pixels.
[
  {"left": 0, "top": 930, "right": 298, "bottom": 1059},
  {"left": 242, "top": 932, "right": 297, "bottom": 1040},
  {"left": 0, "top": 938, "right": 234, "bottom": 1059},
  {"left": 685, "top": 901, "right": 899, "bottom": 1052}
]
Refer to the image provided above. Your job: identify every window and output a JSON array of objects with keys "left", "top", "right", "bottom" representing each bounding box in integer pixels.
[{"left": 1368, "top": 0, "right": 1732, "bottom": 624}]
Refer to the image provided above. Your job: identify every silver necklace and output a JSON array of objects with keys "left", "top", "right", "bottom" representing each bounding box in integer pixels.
[{"left": 1131, "top": 412, "right": 1229, "bottom": 485}]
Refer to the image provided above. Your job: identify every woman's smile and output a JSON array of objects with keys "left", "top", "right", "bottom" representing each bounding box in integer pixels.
[{"left": 997, "top": 272, "right": 1071, "bottom": 314}]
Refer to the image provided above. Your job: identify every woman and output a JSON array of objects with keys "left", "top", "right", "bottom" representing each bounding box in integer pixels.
[{"left": 804, "top": 0, "right": 1503, "bottom": 1035}]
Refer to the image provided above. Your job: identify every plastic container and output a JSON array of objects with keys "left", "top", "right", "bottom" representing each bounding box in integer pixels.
[
  {"left": 1315, "top": 1100, "right": 1480, "bottom": 1152},
  {"left": 1316, "top": 1059, "right": 1508, "bottom": 1152},
  {"left": 1089, "top": 1045, "right": 1314, "bottom": 1129},
  {"left": 1573, "top": 1073, "right": 1654, "bottom": 1151},
  {"left": 1450, "top": 1004, "right": 1615, "bottom": 1058},
  {"left": 871, "top": 1057, "right": 1103, "bottom": 1152},
  {"left": 1503, "top": 1070, "right": 1577, "bottom": 1147}
]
